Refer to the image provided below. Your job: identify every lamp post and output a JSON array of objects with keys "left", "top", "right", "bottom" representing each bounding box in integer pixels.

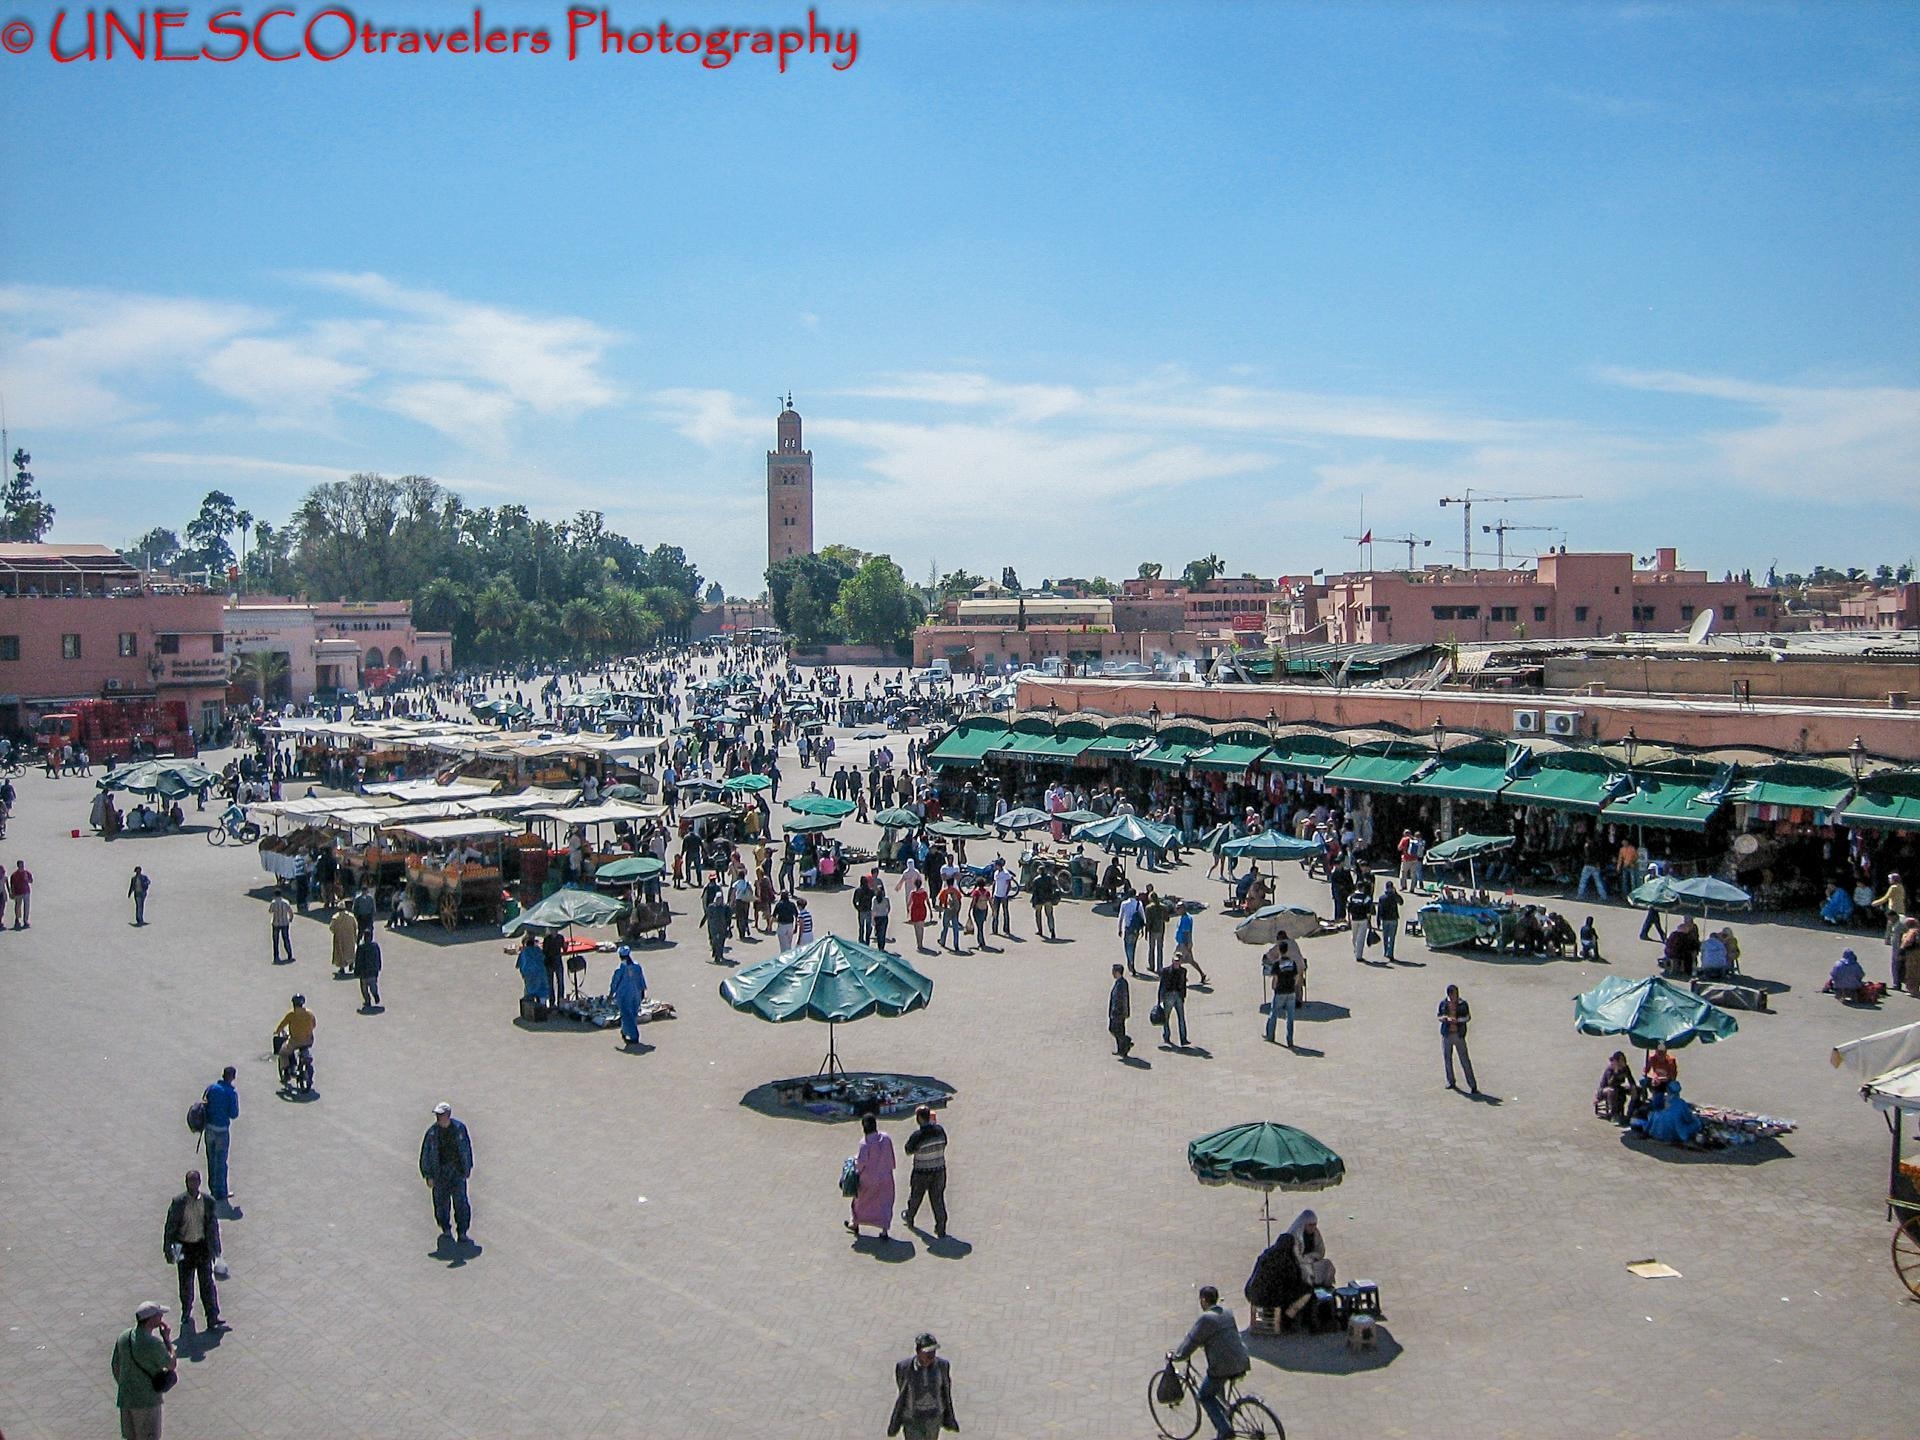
[
  {"left": 1623, "top": 726, "right": 1640, "bottom": 770},
  {"left": 1850, "top": 735, "right": 1867, "bottom": 781},
  {"left": 1147, "top": 703, "right": 1161, "bottom": 736},
  {"left": 1431, "top": 717, "right": 1446, "bottom": 755},
  {"left": 1265, "top": 706, "right": 1278, "bottom": 741}
]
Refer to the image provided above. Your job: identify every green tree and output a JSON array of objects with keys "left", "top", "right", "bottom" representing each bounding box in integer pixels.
[
  {"left": 785, "top": 574, "right": 831, "bottom": 646},
  {"left": 516, "top": 600, "right": 563, "bottom": 659},
  {"left": 703, "top": 580, "right": 725, "bottom": 605},
  {"left": 1084, "top": 575, "right": 1116, "bottom": 596},
  {"left": 473, "top": 575, "right": 524, "bottom": 636},
  {"left": 1182, "top": 553, "right": 1224, "bottom": 587},
  {"left": 183, "top": 490, "right": 240, "bottom": 575},
  {"left": 832, "top": 555, "right": 917, "bottom": 651},
  {"left": 936, "top": 569, "right": 985, "bottom": 600},
  {"left": 642, "top": 543, "right": 702, "bottom": 599},
  {"left": 127, "top": 527, "right": 182, "bottom": 571},
  {"left": 231, "top": 648, "right": 290, "bottom": 701},
  {"left": 767, "top": 552, "right": 854, "bottom": 633},
  {"left": 415, "top": 576, "right": 471, "bottom": 634},
  {"left": 1, "top": 449, "right": 55, "bottom": 542},
  {"left": 560, "top": 596, "right": 610, "bottom": 657},
  {"left": 1137, "top": 561, "right": 1163, "bottom": 580}
]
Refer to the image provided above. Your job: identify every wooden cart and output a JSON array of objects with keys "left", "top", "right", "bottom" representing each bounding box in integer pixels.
[
  {"left": 408, "top": 858, "right": 504, "bottom": 932},
  {"left": 1860, "top": 1059, "right": 1920, "bottom": 1298}
]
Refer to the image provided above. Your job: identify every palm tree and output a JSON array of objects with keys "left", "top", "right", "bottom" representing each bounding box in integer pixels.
[
  {"left": 560, "top": 597, "right": 610, "bottom": 657},
  {"left": 1137, "top": 561, "right": 1163, "bottom": 580},
  {"left": 233, "top": 648, "right": 290, "bottom": 702},
  {"left": 234, "top": 510, "right": 254, "bottom": 588}
]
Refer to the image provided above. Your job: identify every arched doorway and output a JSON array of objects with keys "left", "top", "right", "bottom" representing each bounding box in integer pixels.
[
  {"left": 364, "top": 646, "right": 384, "bottom": 670},
  {"left": 388, "top": 646, "right": 406, "bottom": 670}
]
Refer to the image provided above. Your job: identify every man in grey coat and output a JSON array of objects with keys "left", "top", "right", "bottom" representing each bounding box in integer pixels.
[
  {"left": 886, "top": 1332, "right": 958, "bottom": 1439},
  {"left": 162, "top": 1169, "right": 223, "bottom": 1330},
  {"left": 1169, "top": 1285, "right": 1250, "bottom": 1440}
]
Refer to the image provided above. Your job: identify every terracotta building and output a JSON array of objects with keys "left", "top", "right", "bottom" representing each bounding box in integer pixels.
[
  {"left": 766, "top": 396, "right": 814, "bottom": 573},
  {"left": 225, "top": 598, "right": 452, "bottom": 703}
]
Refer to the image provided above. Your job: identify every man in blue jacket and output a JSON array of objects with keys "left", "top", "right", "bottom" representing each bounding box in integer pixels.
[
  {"left": 609, "top": 945, "right": 648, "bottom": 1048},
  {"left": 419, "top": 1103, "right": 474, "bottom": 1243},
  {"left": 202, "top": 1067, "right": 240, "bottom": 1204}
]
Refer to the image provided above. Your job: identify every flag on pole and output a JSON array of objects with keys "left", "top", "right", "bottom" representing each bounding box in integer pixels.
[{"left": 1359, "top": 530, "right": 1372, "bottom": 545}]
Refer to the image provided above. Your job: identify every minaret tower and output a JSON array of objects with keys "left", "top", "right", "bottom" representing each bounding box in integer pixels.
[{"left": 766, "top": 392, "right": 815, "bottom": 571}]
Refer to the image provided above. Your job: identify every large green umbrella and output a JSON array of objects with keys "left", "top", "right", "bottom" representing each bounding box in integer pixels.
[
  {"left": 993, "top": 807, "right": 1053, "bottom": 831},
  {"left": 1072, "top": 814, "right": 1178, "bottom": 851},
  {"left": 593, "top": 855, "right": 665, "bottom": 884},
  {"left": 1629, "top": 875, "right": 1752, "bottom": 915},
  {"left": 786, "top": 793, "right": 857, "bottom": 818},
  {"left": 99, "top": 759, "right": 219, "bottom": 800},
  {"left": 1221, "top": 830, "right": 1323, "bottom": 862},
  {"left": 1573, "top": 975, "right": 1740, "bottom": 1050},
  {"left": 720, "top": 934, "right": 933, "bottom": 1075},
  {"left": 873, "top": 807, "right": 922, "bottom": 829},
  {"left": 1424, "top": 832, "right": 1516, "bottom": 889},
  {"left": 1188, "top": 1121, "right": 1346, "bottom": 1241},
  {"left": 782, "top": 813, "right": 843, "bottom": 834},
  {"left": 723, "top": 773, "right": 773, "bottom": 794},
  {"left": 1055, "top": 809, "right": 1101, "bottom": 826},
  {"left": 502, "top": 885, "right": 626, "bottom": 934},
  {"left": 925, "top": 819, "right": 992, "bottom": 840}
]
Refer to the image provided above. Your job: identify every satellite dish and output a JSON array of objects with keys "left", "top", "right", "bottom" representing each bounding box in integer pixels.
[{"left": 1686, "top": 610, "right": 1715, "bottom": 644}]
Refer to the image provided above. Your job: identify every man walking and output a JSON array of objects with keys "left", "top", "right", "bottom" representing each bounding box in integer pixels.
[
  {"left": 1575, "top": 839, "right": 1610, "bottom": 901},
  {"left": 1376, "top": 881, "right": 1403, "bottom": 961},
  {"left": 989, "top": 859, "right": 1014, "bottom": 935},
  {"left": 703, "top": 882, "right": 733, "bottom": 962},
  {"left": 887, "top": 1332, "right": 959, "bottom": 1439},
  {"left": 269, "top": 890, "right": 295, "bottom": 963},
  {"left": 901, "top": 1104, "right": 949, "bottom": 1237},
  {"left": 11, "top": 857, "right": 30, "bottom": 928},
  {"left": 351, "top": 882, "right": 377, "bottom": 940},
  {"left": 1143, "top": 888, "right": 1170, "bottom": 973},
  {"left": 1108, "top": 962, "right": 1133, "bottom": 1058},
  {"left": 1157, "top": 950, "right": 1191, "bottom": 1047},
  {"left": 1439, "top": 983, "right": 1479, "bottom": 1095},
  {"left": 1264, "top": 937, "right": 1300, "bottom": 1047},
  {"left": 1028, "top": 865, "right": 1057, "bottom": 938},
  {"left": 354, "top": 930, "right": 383, "bottom": 1010},
  {"left": 162, "top": 1169, "right": 223, "bottom": 1331},
  {"left": 111, "top": 1301, "right": 177, "bottom": 1440},
  {"left": 419, "top": 1102, "right": 474, "bottom": 1244},
  {"left": 129, "top": 866, "right": 151, "bottom": 926},
  {"left": 1117, "top": 890, "right": 1144, "bottom": 974},
  {"left": 609, "top": 945, "right": 648, "bottom": 1049},
  {"left": 201, "top": 1067, "right": 239, "bottom": 1205}
]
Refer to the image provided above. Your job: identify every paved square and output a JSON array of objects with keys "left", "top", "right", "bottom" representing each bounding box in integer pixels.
[{"left": 1, "top": 709, "right": 1912, "bottom": 1440}]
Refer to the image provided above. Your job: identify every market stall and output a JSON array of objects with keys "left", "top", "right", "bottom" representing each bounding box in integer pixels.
[{"left": 395, "top": 818, "right": 516, "bottom": 931}]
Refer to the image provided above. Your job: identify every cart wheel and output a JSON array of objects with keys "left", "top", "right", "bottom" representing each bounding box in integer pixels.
[
  {"left": 440, "top": 894, "right": 459, "bottom": 932},
  {"left": 1894, "top": 1213, "right": 1920, "bottom": 1299}
]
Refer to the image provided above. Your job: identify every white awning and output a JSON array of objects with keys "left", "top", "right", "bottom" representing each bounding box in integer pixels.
[
  {"left": 361, "top": 779, "right": 497, "bottom": 801},
  {"left": 393, "top": 818, "right": 520, "bottom": 843},
  {"left": 523, "top": 800, "right": 662, "bottom": 828},
  {"left": 1865, "top": 1061, "right": 1920, "bottom": 1114},
  {"left": 1831, "top": 1020, "right": 1920, "bottom": 1078}
]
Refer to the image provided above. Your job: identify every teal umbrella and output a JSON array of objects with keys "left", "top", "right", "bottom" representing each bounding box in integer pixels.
[
  {"left": 1188, "top": 1121, "right": 1347, "bottom": 1242},
  {"left": 1055, "top": 808, "right": 1101, "bottom": 826},
  {"left": 1221, "top": 830, "right": 1323, "bottom": 862},
  {"left": 99, "top": 759, "right": 219, "bottom": 800},
  {"left": 993, "top": 807, "right": 1053, "bottom": 831},
  {"left": 593, "top": 855, "right": 664, "bottom": 884},
  {"left": 1197, "top": 822, "right": 1235, "bottom": 855},
  {"left": 873, "top": 807, "right": 922, "bottom": 829},
  {"left": 720, "top": 934, "right": 933, "bottom": 1075},
  {"left": 785, "top": 793, "right": 857, "bottom": 817},
  {"left": 1424, "top": 832, "right": 1516, "bottom": 889},
  {"left": 1072, "top": 814, "right": 1178, "bottom": 851},
  {"left": 925, "top": 819, "right": 993, "bottom": 840},
  {"left": 723, "top": 773, "right": 773, "bottom": 794},
  {"left": 781, "top": 813, "right": 843, "bottom": 834},
  {"left": 1573, "top": 975, "right": 1740, "bottom": 1050},
  {"left": 502, "top": 885, "right": 625, "bottom": 934},
  {"left": 1629, "top": 875, "right": 1752, "bottom": 914}
]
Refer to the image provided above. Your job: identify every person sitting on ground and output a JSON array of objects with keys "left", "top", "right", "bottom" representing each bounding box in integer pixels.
[
  {"left": 1287, "top": 1209, "right": 1335, "bottom": 1289},
  {"left": 1639, "top": 1080, "right": 1705, "bottom": 1146},
  {"left": 1820, "top": 882, "right": 1856, "bottom": 926},
  {"left": 1595, "top": 1050, "right": 1637, "bottom": 1123},
  {"left": 1828, "top": 949, "right": 1867, "bottom": 1001},
  {"left": 1243, "top": 1231, "right": 1317, "bottom": 1331},
  {"left": 1578, "top": 915, "right": 1602, "bottom": 961},
  {"left": 1662, "top": 916, "right": 1701, "bottom": 978},
  {"left": 1716, "top": 927, "right": 1741, "bottom": 974}
]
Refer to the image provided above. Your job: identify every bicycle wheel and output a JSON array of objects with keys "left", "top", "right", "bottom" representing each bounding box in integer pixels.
[
  {"left": 1147, "top": 1367, "right": 1202, "bottom": 1440},
  {"left": 207, "top": 827, "right": 228, "bottom": 846},
  {"left": 1228, "top": 1395, "right": 1285, "bottom": 1439}
]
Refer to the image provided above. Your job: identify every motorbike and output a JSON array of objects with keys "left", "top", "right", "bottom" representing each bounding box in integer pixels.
[{"left": 272, "top": 1033, "right": 314, "bottom": 1093}]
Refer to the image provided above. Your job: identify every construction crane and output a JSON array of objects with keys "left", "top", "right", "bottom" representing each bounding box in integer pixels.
[
  {"left": 1343, "top": 532, "right": 1431, "bottom": 570},
  {"left": 1480, "top": 521, "right": 1559, "bottom": 569},
  {"left": 1437, "top": 490, "right": 1582, "bottom": 568}
]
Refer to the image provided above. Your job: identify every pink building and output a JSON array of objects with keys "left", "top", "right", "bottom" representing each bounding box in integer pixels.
[
  {"left": 226, "top": 598, "right": 452, "bottom": 702},
  {"left": 0, "top": 543, "right": 228, "bottom": 738},
  {"left": 1282, "top": 548, "right": 1781, "bottom": 646}
]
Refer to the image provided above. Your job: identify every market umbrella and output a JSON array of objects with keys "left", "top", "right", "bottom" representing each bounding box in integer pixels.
[
  {"left": 1221, "top": 830, "right": 1324, "bottom": 862},
  {"left": 1573, "top": 974, "right": 1740, "bottom": 1050},
  {"left": 781, "top": 813, "right": 843, "bottom": 834},
  {"left": 1055, "top": 809, "right": 1101, "bottom": 827},
  {"left": 1188, "top": 1121, "right": 1346, "bottom": 1242},
  {"left": 723, "top": 773, "right": 773, "bottom": 794},
  {"left": 720, "top": 934, "right": 933, "bottom": 1075},
  {"left": 593, "top": 855, "right": 665, "bottom": 884},
  {"left": 1234, "top": 905, "right": 1324, "bottom": 945},
  {"left": 1071, "top": 814, "right": 1178, "bottom": 852},
  {"left": 925, "top": 819, "right": 993, "bottom": 840},
  {"left": 872, "top": 807, "right": 922, "bottom": 829},
  {"left": 680, "top": 800, "right": 733, "bottom": 820},
  {"left": 1424, "top": 832, "right": 1516, "bottom": 890},
  {"left": 502, "top": 885, "right": 626, "bottom": 935},
  {"left": 604, "top": 783, "right": 649, "bottom": 800},
  {"left": 993, "top": 807, "right": 1053, "bottom": 832},
  {"left": 676, "top": 779, "right": 726, "bottom": 795},
  {"left": 98, "top": 759, "right": 220, "bottom": 800},
  {"left": 1629, "top": 875, "right": 1752, "bottom": 916},
  {"left": 1197, "top": 822, "right": 1235, "bottom": 855},
  {"left": 786, "top": 794, "right": 857, "bottom": 818}
]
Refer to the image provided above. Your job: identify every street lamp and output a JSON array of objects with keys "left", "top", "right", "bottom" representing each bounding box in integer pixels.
[
  {"left": 1265, "top": 706, "right": 1278, "bottom": 740},
  {"left": 1147, "top": 703, "right": 1161, "bottom": 735},
  {"left": 1850, "top": 735, "right": 1867, "bottom": 781},
  {"left": 1622, "top": 726, "right": 1640, "bottom": 769},
  {"left": 1431, "top": 717, "right": 1446, "bottom": 754}
]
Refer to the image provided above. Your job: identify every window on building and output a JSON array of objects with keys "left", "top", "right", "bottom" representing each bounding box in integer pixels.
[
  {"left": 1491, "top": 606, "right": 1518, "bottom": 622},
  {"left": 211, "top": 634, "right": 224, "bottom": 653},
  {"left": 61, "top": 634, "right": 82, "bottom": 659},
  {"left": 157, "top": 634, "right": 181, "bottom": 655},
  {"left": 0, "top": 636, "right": 17, "bottom": 662},
  {"left": 1455, "top": 605, "right": 1480, "bottom": 620},
  {"left": 1632, "top": 606, "right": 1656, "bottom": 625},
  {"left": 1680, "top": 605, "right": 1695, "bottom": 621},
  {"left": 1721, "top": 605, "right": 1736, "bottom": 620},
  {"left": 1533, "top": 606, "right": 1547, "bottom": 622},
  {"left": 1752, "top": 604, "right": 1769, "bottom": 618},
  {"left": 1368, "top": 606, "right": 1392, "bottom": 621},
  {"left": 117, "top": 632, "right": 138, "bottom": 657},
  {"left": 1574, "top": 606, "right": 1589, "bottom": 623},
  {"left": 1431, "top": 606, "right": 1454, "bottom": 620}
]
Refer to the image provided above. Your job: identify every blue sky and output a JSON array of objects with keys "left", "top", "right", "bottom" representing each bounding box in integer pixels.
[{"left": 2, "top": 0, "right": 1915, "bottom": 595}]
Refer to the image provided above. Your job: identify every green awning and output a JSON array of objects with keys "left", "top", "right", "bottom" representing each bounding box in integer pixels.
[
  {"left": 1730, "top": 763, "right": 1853, "bottom": 814},
  {"left": 1405, "top": 752, "right": 1514, "bottom": 801},
  {"left": 1600, "top": 778, "right": 1720, "bottom": 832},
  {"left": 1840, "top": 774, "right": 1920, "bottom": 832},
  {"left": 1260, "top": 735, "right": 1349, "bottom": 775},
  {"left": 997, "top": 733, "right": 1095, "bottom": 764},
  {"left": 1083, "top": 735, "right": 1145, "bottom": 756},
  {"left": 927, "top": 724, "right": 1013, "bottom": 767},
  {"left": 1187, "top": 742, "right": 1272, "bottom": 774},
  {"left": 1135, "top": 741, "right": 1200, "bottom": 772},
  {"left": 1502, "top": 760, "right": 1631, "bottom": 813},
  {"left": 1325, "top": 747, "right": 1431, "bottom": 794}
]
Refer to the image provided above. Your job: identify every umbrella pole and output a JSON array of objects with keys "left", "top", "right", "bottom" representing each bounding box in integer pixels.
[
  {"left": 1263, "top": 1191, "right": 1274, "bottom": 1246},
  {"left": 818, "top": 1020, "right": 846, "bottom": 1078}
]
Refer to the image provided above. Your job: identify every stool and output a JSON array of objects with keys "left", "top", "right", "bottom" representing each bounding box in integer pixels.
[
  {"left": 1247, "top": 1306, "right": 1280, "bottom": 1336},
  {"left": 1346, "top": 1314, "right": 1377, "bottom": 1352},
  {"left": 1340, "top": 1281, "right": 1384, "bottom": 1321}
]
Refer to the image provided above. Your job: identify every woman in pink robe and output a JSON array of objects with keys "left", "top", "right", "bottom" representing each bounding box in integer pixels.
[{"left": 846, "top": 1113, "right": 896, "bottom": 1240}]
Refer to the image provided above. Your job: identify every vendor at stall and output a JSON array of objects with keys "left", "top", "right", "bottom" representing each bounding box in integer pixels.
[
  {"left": 1638, "top": 1081, "right": 1704, "bottom": 1146},
  {"left": 1644, "top": 1042, "right": 1679, "bottom": 1093},
  {"left": 1828, "top": 949, "right": 1867, "bottom": 1001},
  {"left": 1244, "top": 1232, "right": 1316, "bottom": 1331},
  {"left": 1287, "top": 1210, "right": 1335, "bottom": 1289},
  {"left": 1595, "top": 1051, "right": 1637, "bottom": 1124}
]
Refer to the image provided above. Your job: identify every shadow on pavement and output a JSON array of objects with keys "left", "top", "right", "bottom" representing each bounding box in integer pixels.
[
  {"left": 737, "top": 1072, "right": 958, "bottom": 1124},
  {"left": 1247, "top": 1324, "right": 1402, "bottom": 1374},
  {"left": 1296, "top": 1001, "right": 1350, "bottom": 1023},
  {"left": 1622, "top": 1132, "right": 1792, "bottom": 1165},
  {"left": 175, "top": 1324, "right": 227, "bottom": 1363}
]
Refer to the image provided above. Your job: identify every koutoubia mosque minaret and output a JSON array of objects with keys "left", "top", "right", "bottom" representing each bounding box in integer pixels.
[{"left": 766, "top": 392, "right": 815, "bottom": 572}]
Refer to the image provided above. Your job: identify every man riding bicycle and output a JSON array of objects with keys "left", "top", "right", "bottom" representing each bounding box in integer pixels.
[
  {"left": 1168, "top": 1284, "right": 1251, "bottom": 1440},
  {"left": 274, "top": 994, "right": 316, "bottom": 1086}
]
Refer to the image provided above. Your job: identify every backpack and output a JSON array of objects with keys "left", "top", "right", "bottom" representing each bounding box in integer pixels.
[{"left": 186, "top": 1096, "right": 209, "bottom": 1134}]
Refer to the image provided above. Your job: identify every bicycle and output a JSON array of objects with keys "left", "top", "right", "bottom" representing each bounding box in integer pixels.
[{"left": 1149, "top": 1356, "right": 1283, "bottom": 1439}]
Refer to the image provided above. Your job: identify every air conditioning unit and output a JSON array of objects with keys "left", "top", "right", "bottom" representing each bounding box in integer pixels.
[
  {"left": 1511, "top": 709, "right": 1541, "bottom": 734},
  {"left": 104, "top": 678, "right": 123, "bottom": 692},
  {"left": 1544, "top": 709, "right": 1583, "bottom": 737}
]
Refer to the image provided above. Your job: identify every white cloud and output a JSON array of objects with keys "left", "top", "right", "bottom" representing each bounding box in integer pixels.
[
  {"left": 652, "top": 388, "right": 766, "bottom": 449},
  {"left": 197, "top": 338, "right": 370, "bottom": 423}
]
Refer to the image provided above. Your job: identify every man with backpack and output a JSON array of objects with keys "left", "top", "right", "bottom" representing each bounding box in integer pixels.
[
  {"left": 197, "top": 1067, "right": 240, "bottom": 1204},
  {"left": 1264, "top": 936, "right": 1302, "bottom": 1047}
]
